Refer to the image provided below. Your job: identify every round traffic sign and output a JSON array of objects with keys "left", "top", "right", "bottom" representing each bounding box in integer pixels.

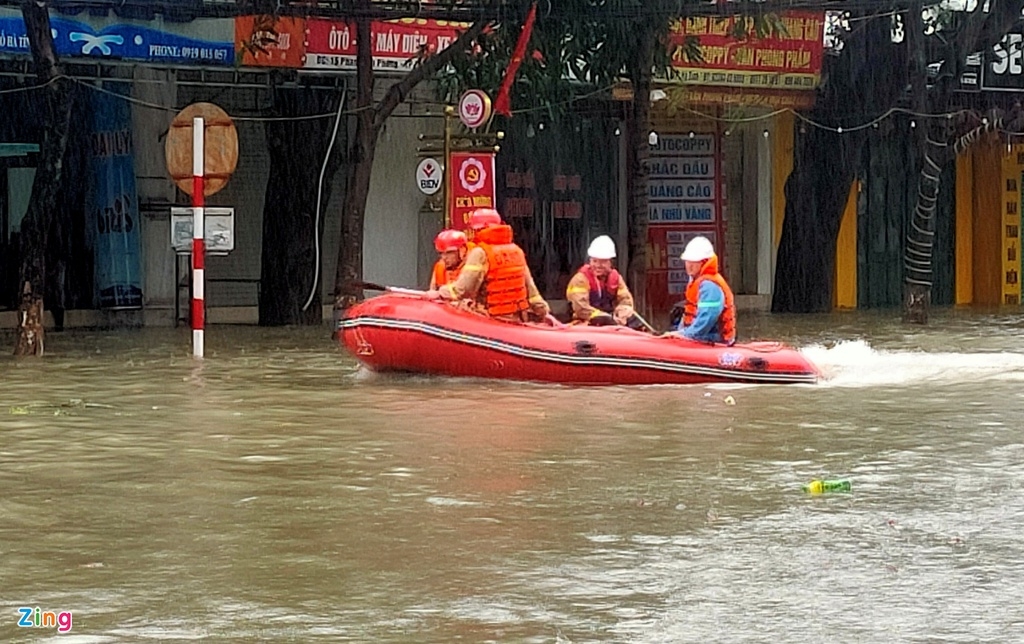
[
  {"left": 165, "top": 102, "right": 238, "bottom": 197},
  {"left": 458, "top": 90, "right": 492, "bottom": 129},
  {"left": 416, "top": 158, "right": 443, "bottom": 195}
]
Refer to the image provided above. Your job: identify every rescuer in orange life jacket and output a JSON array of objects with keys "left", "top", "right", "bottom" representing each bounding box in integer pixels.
[
  {"left": 428, "top": 229, "right": 471, "bottom": 290},
  {"left": 426, "top": 208, "right": 551, "bottom": 322},
  {"left": 565, "top": 235, "right": 645, "bottom": 329},
  {"left": 670, "top": 235, "right": 736, "bottom": 345}
]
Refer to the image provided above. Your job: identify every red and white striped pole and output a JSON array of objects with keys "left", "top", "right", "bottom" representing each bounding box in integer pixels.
[{"left": 192, "top": 116, "right": 205, "bottom": 359}]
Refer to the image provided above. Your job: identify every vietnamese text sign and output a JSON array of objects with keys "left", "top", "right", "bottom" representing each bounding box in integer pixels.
[
  {"left": 649, "top": 133, "right": 715, "bottom": 156},
  {"left": 0, "top": 8, "right": 233, "bottom": 65},
  {"left": 649, "top": 179, "right": 716, "bottom": 201},
  {"left": 304, "top": 18, "right": 466, "bottom": 73},
  {"left": 449, "top": 152, "right": 495, "bottom": 230},
  {"left": 675, "top": 86, "right": 817, "bottom": 109},
  {"left": 649, "top": 202, "right": 717, "bottom": 223},
  {"left": 666, "top": 11, "right": 825, "bottom": 90},
  {"left": 646, "top": 127, "right": 723, "bottom": 314},
  {"left": 646, "top": 156, "right": 716, "bottom": 178}
]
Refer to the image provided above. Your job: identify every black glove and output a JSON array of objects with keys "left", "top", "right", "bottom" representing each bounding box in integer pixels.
[
  {"left": 589, "top": 313, "right": 617, "bottom": 326},
  {"left": 669, "top": 302, "right": 684, "bottom": 330}
]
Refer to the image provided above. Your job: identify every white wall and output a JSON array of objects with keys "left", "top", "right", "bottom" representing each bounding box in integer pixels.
[{"left": 321, "top": 114, "right": 440, "bottom": 294}]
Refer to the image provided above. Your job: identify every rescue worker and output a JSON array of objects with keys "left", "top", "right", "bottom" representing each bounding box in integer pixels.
[
  {"left": 673, "top": 236, "right": 736, "bottom": 345},
  {"left": 428, "top": 229, "right": 471, "bottom": 290},
  {"left": 566, "top": 235, "right": 642, "bottom": 328},
  {"left": 463, "top": 207, "right": 501, "bottom": 240},
  {"left": 426, "top": 208, "right": 550, "bottom": 322}
]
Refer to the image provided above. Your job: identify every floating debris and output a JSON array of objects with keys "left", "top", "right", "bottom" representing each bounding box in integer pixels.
[{"left": 803, "top": 479, "right": 852, "bottom": 494}]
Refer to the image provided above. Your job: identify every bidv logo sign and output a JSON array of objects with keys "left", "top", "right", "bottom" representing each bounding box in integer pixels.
[
  {"left": 984, "top": 32, "right": 1024, "bottom": 90},
  {"left": 416, "top": 158, "right": 442, "bottom": 195}
]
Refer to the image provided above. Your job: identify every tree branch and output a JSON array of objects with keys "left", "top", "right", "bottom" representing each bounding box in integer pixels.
[
  {"left": 372, "top": 9, "right": 493, "bottom": 131},
  {"left": 921, "top": 0, "right": 1024, "bottom": 68}
]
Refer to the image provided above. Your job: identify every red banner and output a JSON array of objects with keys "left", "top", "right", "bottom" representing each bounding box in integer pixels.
[
  {"left": 667, "top": 11, "right": 825, "bottom": 90},
  {"left": 304, "top": 18, "right": 467, "bottom": 73},
  {"left": 449, "top": 152, "right": 496, "bottom": 230}
]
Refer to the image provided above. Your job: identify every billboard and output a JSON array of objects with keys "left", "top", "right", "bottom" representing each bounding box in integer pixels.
[
  {"left": 304, "top": 18, "right": 466, "bottom": 73},
  {"left": 666, "top": 11, "right": 825, "bottom": 91},
  {"left": 0, "top": 8, "right": 233, "bottom": 65},
  {"left": 87, "top": 83, "right": 143, "bottom": 310}
]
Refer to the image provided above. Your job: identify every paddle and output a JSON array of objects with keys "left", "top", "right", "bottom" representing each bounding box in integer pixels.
[
  {"left": 356, "top": 280, "right": 427, "bottom": 296},
  {"left": 631, "top": 311, "right": 660, "bottom": 335}
]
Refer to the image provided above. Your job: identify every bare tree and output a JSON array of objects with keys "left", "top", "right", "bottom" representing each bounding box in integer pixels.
[{"left": 14, "top": 0, "right": 74, "bottom": 355}]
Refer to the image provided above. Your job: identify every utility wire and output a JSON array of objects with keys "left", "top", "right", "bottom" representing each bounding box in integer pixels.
[{"left": 0, "top": 72, "right": 1012, "bottom": 134}]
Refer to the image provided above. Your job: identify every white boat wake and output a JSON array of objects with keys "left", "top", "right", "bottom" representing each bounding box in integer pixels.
[{"left": 800, "top": 340, "right": 1024, "bottom": 387}]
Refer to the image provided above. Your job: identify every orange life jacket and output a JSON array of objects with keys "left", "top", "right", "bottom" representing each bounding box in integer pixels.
[
  {"left": 683, "top": 255, "right": 736, "bottom": 344},
  {"left": 577, "top": 264, "right": 622, "bottom": 314},
  {"left": 431, "top": 243, "right": 474, "bottom": 288},
  {"left": 475, "top": 225, "right": 530, "bottom": 318}
]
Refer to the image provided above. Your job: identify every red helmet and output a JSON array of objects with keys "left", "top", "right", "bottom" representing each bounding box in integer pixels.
[
  {"left": 468, "top": 208, "right": 502, "bottom": 231},
  {"left": 434, "top": 229, "right": 468, "bottom": 253}
]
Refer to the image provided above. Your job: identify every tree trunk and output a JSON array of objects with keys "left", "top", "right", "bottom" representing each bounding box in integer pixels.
[
  {"left": 259, "top": 81, "right": 347, "bottom": 326},
  {"left": 772, "top": 127, "right": 867, "bottom": 313},
  {"left": 626, "top": 25, "right": 656, "bottom": 318},
  {"left": 773, "top": 17, "right": 907, "bottom": 313},
  {"left": 333, "top": 13, "right": 376, "bottom": 313},
  {"left": 329, "top": 9, "right": 489, "bottom": 316},
  {"left": 901, "top": 0, "right": 1024, "bottom": 323},
  {"left": 15, "top": 1, "right": 73, "bottom": 355}
]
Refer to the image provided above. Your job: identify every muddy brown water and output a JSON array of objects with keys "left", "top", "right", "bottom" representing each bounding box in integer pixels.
[{"left": 1, "top": 310, "right": 1023, "bottom": 641}]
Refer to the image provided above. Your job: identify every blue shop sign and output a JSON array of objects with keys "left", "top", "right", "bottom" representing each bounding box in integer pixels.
[{"left": 0, "top": 12, "right": 233, "bottom": 65}]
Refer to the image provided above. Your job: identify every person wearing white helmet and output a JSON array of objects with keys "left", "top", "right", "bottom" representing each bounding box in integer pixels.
[
  {"left": 673, "top": 235, "right": 735, "bottom": 344},
  {"left": 565, "top": 235, "right": 640, "bottom": 328}
]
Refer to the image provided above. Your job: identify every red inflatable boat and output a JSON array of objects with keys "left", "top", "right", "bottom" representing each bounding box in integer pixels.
[{"left": 338, "top": 293, "right": 819, "bottom": 385}]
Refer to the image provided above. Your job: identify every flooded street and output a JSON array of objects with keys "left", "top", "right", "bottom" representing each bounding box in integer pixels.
[{"left": 2, "top": 310, "right": 1024, "bottom": 642}]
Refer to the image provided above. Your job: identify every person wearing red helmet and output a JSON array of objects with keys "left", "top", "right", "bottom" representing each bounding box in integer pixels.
[
  {"left": 427, "top": 208, "right": 550, "bottom": 322},
  {"left": 429, "top": 229, "right": 472, "bottom": 290},
  {"left": 464, "top": 207, "right": 502, "bottom": 240}
]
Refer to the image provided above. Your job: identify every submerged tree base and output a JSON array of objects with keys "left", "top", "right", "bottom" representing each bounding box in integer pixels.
[
  {"left": 903, "top": 283, "right": 930, "bottom": 325},
  {"left": 14, "top": 287, "right": 44, "bottom": 356}
]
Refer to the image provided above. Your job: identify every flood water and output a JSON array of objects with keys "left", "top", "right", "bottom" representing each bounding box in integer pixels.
[{"left": 2, "top": 309, "right": 1024, "bottom": 642}]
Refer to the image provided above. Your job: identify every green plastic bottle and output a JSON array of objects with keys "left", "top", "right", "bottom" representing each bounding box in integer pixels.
[{"left": 802, "top": 479, "right": 852, "bottom": 494}]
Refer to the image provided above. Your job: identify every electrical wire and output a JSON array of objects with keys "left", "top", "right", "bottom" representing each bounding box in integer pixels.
[
  {"left": 1, "top": 70, "right": 1010, "bottom": 135},
  {"left": 302, "top": 87, "right": 347, "bottom": 313}
]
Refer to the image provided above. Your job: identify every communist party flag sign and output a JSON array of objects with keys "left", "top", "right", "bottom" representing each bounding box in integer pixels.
[{"left": 449, "top": 152, "right": 496, "bottom": 230}]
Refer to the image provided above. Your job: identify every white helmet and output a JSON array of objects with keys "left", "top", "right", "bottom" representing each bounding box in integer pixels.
[
  {"left": 587, "top": 235, "right": 617, "bottom": 259},
  {"left": 680, "top": 236, "right": 715, "bottom": 262}
]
